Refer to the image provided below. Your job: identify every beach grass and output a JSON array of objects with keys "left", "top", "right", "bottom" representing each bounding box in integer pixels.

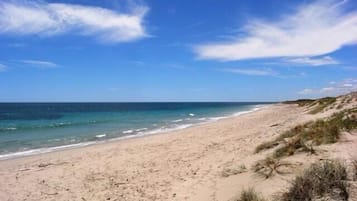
[
  {"left": 282, "top": 99, "right": 314, "bottom": 107},
  {"left": 255, "top": 108, "right": 357, "bottom": 158},
  {"left": 254, "top": 141, "right": 279, "bottom": 154},
  {"left": 252, "top": 157, "right": 291, "bottom": 179},
  {"left": 280, "top": 160, "right": 348, "bottom": 201},
  {"left": 308, "top": 97, "right": 337, "bottom": 114},
  {"left": 235, "top": 188, "right": 266, "bottom": 201},
  {"left": 283, "top": 96, "right": 338, "bottom": 114},
  {"left": 221, "top": 164, "right": 247, "bottom": 177}
]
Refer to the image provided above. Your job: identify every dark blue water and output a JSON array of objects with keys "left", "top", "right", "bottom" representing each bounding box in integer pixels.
[{"left": 0, "top": 102, "right": 271, "bottom": 159}]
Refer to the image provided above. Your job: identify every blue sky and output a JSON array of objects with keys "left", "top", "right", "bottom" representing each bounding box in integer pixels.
[{"left": 0, "top": 0, "right": 356, "bottom": 102}]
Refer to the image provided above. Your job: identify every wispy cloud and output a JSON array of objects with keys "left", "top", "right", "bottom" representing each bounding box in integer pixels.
[
  {"left": 0, "top": 63, "right": 7, "bottom": 72},
  {"left": 286, "top": 56, "right": 339, "bottom": 66},
  {"left": 0, "top": 1, "right": 148, "bottom": 43},
  {"left": 19, "top": 60, "right": 58, "bottom": 68},
  {"left": 222, "top": 68, "right": 278, "bottom": 76},
  {"left": 297, "top": 78, "right": 357, "bottom": 96},
  {"left": 194, "top": 0, "right": 357, "bottom": 61},
  {"left": 297, "top": 88, "right": 314, "bottom": 95}
]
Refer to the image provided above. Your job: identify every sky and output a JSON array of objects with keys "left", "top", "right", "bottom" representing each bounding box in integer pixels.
[{"left": 0, "top": 0, "right": 357, "bottom": 102}]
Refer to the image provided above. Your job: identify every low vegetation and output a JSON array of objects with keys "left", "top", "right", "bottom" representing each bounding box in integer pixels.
[
  {"left": 280, "top": 160, "right": 349, "bottom": 201},
  {"left": 243, "top": 94, "right": 357, "bottom": 201},
  {"left": 254, "top": 141, "right": 279, "bottom": 154},
  {"left": 255, "top": 108, "right": 357, "bottom": 158},
  {"left": 252, "top": 157, "right": 291, "bottom": 179},
  {"left": 283, "top": 99, "right": 314, "bottom": 107},
  {"left": 222, "top": 164, "right": 247, "bottom": 177},
  {"left": 235, "top": 188, "right": 266, "bottom": 201},
  {"left": 353, "top": 160, "right": 357, "bottom": 181},
  {"left": 238, "top": 160, "right": 354, "bottom": 201},
  {"left": 284, "top": 96, "right": 338, "bottom": 114},
  {"left": 308, "top": 97, "right": 337, "bottom": 114}
]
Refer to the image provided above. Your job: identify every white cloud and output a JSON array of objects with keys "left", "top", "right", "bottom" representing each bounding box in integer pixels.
[
  {"left": 0, "top": 1, "right": 148, "bottom": 43},
  {"left": 297, "top": 88, "right": 314, "bottom": 95},
  {"left": 286, "top": 56, "right": 339, "bottom": 66},
  {"left": 19, "top": 60, "right": 58, "bottom": 68},
  {"left": 297, "top": 78, "right": 357, "bottom": 96},
  {"left": 320, "top": 87, "right": 335, "bottom": 92},
  {"left": 222, "top": 68, "right": 277, "bottom": 76},
  {"left": 0, "top": 64, "right": 7, "bottom": 72},
  {"left": 343, "top": 83, "right": 353, "bottom": 87},
  {"left": 195, "top": 0, "right": 357, "bottom": 61}
]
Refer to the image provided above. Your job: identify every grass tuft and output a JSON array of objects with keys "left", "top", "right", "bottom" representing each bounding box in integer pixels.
[
  {"left": 255, "top": 108, "right": 357, "bottom": 158},
  {"left": 222, "top": 164, "right": 247, "bottom": 177},
  {"left": 353, "top": 160, "right": 357, "bottom": 181},
  {"left": 280, "top": 160, "right": 348, "bottom": 201},
  {"left": 235, "top": 188, "right": 266, "bottom": 201},
  {"left": 252, "top": 157, "right": 291, "bottom": 179},
  {"left": 308, "top": 97, "right": 337, "bottom": 114},
  {"left": 254, "top": 141, "right": 279, "bottom": 154}
]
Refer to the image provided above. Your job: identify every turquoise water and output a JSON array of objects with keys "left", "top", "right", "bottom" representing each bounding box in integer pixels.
[{"left": 0, "top": 102, "right": 271, "bottom": 159}]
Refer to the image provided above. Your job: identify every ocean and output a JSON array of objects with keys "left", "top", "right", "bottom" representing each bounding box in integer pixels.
[{"left": 0, "top": 102, "right": 271, "bottom": 160}]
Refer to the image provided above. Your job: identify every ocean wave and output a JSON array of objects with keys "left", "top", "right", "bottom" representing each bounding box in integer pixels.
[
  {"left": 122, "top": 130, "right": 134, "bottom": 134},
  {"left": 172, "top": 119, "right": 183, "bottom": 122},
  {"left": 0, "top": 127, "right": 17, "bottom": 131},
  {"left": 0, "top": 141, "right": 97, "bottom": 160},
  {"left": 0, "top": 119, "right": 112, "bottom": 132},
  {"left": 95, "top": 134, "right": 106, "bottom": 138},
  {"left": 135, "top": 128, "right": 147, "bottom": 132}
]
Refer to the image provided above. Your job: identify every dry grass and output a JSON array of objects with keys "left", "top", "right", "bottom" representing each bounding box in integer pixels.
[
  {"left": 252, "top": 157, "right": 292, "bottom": 179},
  {"left": 353, "top": 160, "right": 357, "bottom": 181},
  {"left": 222, "top": 164, "right": 247, "bottom": 177},
  {"left": 280, "top": 160, "right": 348, "bottom": 201},
  {"left": 283, "top": 96, "right": 337, "bottom": 114},
  {"left": 255, "top": 108, "right": 357, "bottom": 158},
  {"left": 235, "top": 188, "right": 266, "bottom": 201},
  {"left": 254, "top": 141, "right": 279, "bottom": 153},
  {"left": 283, "top": 99, "right": 314, "bottom": 107},
  {"left": 273, "top": 138, "right": 315, "bottom": 158},
  {"left": 308, "top": 97, "right": 337, "bottom": 114}
]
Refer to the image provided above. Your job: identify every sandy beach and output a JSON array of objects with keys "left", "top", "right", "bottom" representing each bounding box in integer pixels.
[{"left": 0, "top": 101, "right": 356, "bottom": 201}]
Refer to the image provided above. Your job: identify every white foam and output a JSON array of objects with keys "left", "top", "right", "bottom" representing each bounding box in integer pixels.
[
  {"left": 135, "top": 128, "right": 147, "bottom": 132},
  {"left": 0, "top": 141, "right": 96, "bottom": 160},
  {"left": 172, "top": 119, "right": 183, "bottom": 122},
  {"left": 8, "top": 127, "right": 17, "bottom": 130},
  {"left": 143, "top": 124, "right": 194, "bottom": 135},
  {"left": 122, "top": 130, "right": 134, "bottom": 134},
  {"left": 189, "top": 113, "right": 195, "bottom": 116},
  {"left": 95, "top": 134, "right": 106, "bottom": 138}
]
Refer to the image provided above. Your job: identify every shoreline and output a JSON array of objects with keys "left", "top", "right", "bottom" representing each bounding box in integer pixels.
[
  {"left": 3, "top": 102, "right": 341, "bottom": 201},
  {"left": 0, "top": 104, "right": 270, "bottom": 161}
]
